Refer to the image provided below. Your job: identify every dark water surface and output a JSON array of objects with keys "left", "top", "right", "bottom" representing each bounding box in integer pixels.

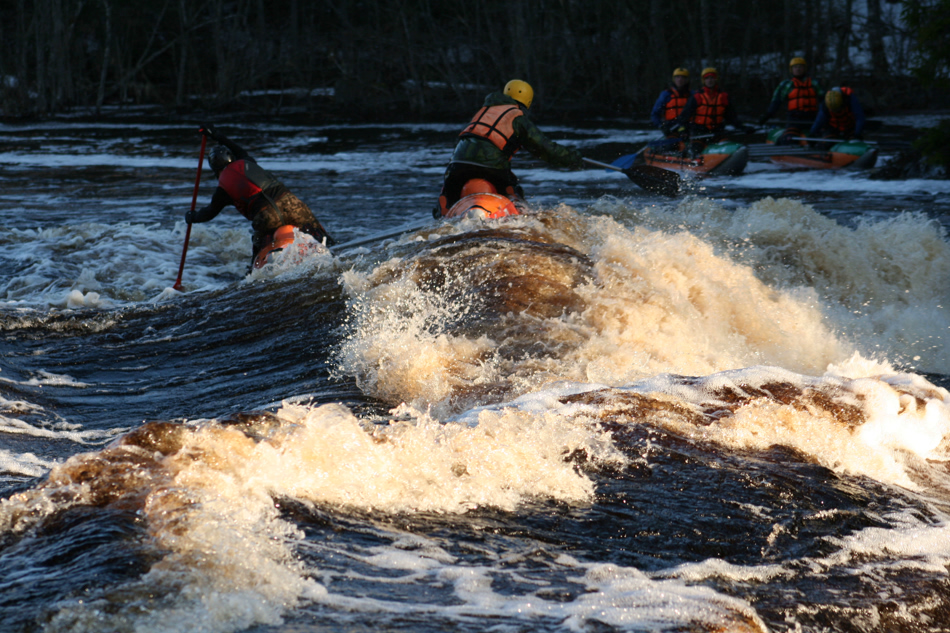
[{"left": 1, "top": 113, "right": 950, "bottom": 632}]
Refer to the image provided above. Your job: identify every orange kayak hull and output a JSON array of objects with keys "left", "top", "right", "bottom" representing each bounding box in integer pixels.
[
  {"left": 768, "top": 148, "right": 878, "bottom": 169},
  {"left": 762, "top": 128, "right": 879, "bottom": 169},
  {"left": 444, "top": 193, "right": 519, "bottom": 220},
  {"left": 252, "top": 225, "right": 326, "bottom": 270}
]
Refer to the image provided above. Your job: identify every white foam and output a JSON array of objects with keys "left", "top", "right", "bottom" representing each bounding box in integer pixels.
[
  {"left": 244, "top": 402, "right": 619, "bottom": 513},
  {"left": 20, "top": 371, "right": 89, "bottom": 388},
  {"left": 562, "top": 562, "right": 768, "bottom": 632},
  {"left": 21, "top": 398, "right": 622, "bottom": 632},
  {"left": 589, "top": 195, "right": 950, "bottom": 373},
  {"left": 447, "top": 358, "right": 950, "bottom": 493},
  {"left": 0, "top": 220, "right": 251, "bottom": 307},
  {"left": 823, "top": 512, "right": 950, "bottom": 574},
  {"left": 620, "top": 366, "right": 950, "bottom": 490},
  {"left": 16, "top": 374, "right": 950, "bottom": 632},
  {"left": 726, "top": 169, "right": 950, "bottom": 194},
  {"left": 339, "top": 208, "right": 855, "bottom": 416},
  {"left": 242, "top": 229, "right": 335, "bottom": 283},
  {"left": 0, "top": 448, "right": 58, "bottom": 477},
  {"left": 0, "top": 392, "right": 46, "bottom": 414},
  {"left": 0, "top": 417, "right": 123, "bottom": 443},
  {"left": 662, "top": 557, "right": 789, "bottom": 585},
  {"left": 307, "top": 553, "right": 769, "bottom": 632},
  {"left": 61, "top": 289, "right": 113, "bottom": 309},
  {"left": 0, "top": 151, "right": 201, "bottom": 169}
]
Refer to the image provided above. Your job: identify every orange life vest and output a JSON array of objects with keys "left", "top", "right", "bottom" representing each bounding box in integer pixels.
[
  {"left": 788, "top": 77, "right": 818, "bottom": 113},
  {"left": 692, "top": 87, "right": 729, "bottom": 128},
  {"left": 664, "top": 88, "right": 690, "bottom": 121},
  {"left": 828, "top": 86, "right": 856, "bottom": 132},
  {"left": 460, "top": 105, "right": 524, "bottom": 156}
]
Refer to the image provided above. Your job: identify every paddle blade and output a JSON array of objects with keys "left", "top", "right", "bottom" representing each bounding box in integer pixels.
[
  {"left": 623, "top": 165, "right": 681, "bottom": 197},
  {"left": 610, "top": 153, "right": 639, "bottom": 170},
  {"left": 333, "top": 219, "right": 433, "bottom": 254}
]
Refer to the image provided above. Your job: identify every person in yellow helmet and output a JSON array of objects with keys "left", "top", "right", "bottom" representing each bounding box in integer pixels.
[
  {"left": 651, "top": 68, "right": 692, "bottom": 134},
  {"left": 809, "top": 86, "right": 866, "bottom": 140},
  {"left": 672, "top": 67, "right": 755, "bottom": 138},
  {"left": 433, "top": 79, "right": 583, "bottom": 217},
  {"left": 758, "top": 57, "right": 824, "bottom": 127}
]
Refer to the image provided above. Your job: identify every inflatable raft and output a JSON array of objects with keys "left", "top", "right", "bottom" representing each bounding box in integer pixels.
[
  {"left": 750, "top": 128, "right": 878, "bottom": 169},
  {"left": 639, "top": 140, "right": 749, "bottom": 176}
]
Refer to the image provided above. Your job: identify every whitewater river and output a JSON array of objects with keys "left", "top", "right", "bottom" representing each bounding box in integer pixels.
[{"left": 2, "top": 111, "right": 950, "bottom": 633}]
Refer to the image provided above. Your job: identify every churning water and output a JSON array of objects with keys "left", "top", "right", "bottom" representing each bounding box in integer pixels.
[{"left": 2, "top": 112, "right": 950, "bottom": 632}]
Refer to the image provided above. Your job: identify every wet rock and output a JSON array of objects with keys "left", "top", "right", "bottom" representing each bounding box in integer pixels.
[{"left": 870, "top": 148, "right": 948, "bottom": 180}]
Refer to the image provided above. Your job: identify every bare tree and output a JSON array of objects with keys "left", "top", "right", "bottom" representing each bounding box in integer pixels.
[
  {"left": 0, "top": 0, "right": 926, "bottom": 118},
  {"left": 95, "top": 0, "right": 112, "bottom": 113},
  {"left": 867, "top": 0, "right": 891, "bottom": 74}
]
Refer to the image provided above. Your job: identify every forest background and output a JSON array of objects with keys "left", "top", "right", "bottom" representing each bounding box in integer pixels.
[{"left": 1, "top": 0, "right": 947, "bottom": 148}]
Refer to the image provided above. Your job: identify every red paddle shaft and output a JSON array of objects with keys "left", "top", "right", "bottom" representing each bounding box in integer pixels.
[{"left": 173, "top": 133, "right": 207, "bottom": 291}]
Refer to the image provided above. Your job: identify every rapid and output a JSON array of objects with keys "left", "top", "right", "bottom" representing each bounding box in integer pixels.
[{"left": 1, "top": 112, "right": 950, "bottom": 633}]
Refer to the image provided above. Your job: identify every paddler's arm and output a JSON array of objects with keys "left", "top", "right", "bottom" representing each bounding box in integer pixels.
[
  {"left": 724, "top": 102, "right": 753, "bottom": 133},
  {"left": 759, "top": 81, "right": 790, "bottom": 124},
  {"left": 185, "top": 187, "right": 231, "bottom": 223},
  {"left": 650, "top": 91, "right": 671, "bottom": 129},
  {"left": 199, "top": 124, "right": 251, "bottom": 161},
  {"left": 808, "top": 106, "right": 829, "bottom": 138},
  {"left": 673, "top": 95, "right": 698, "bottom": 131},
  {"left": 851, "top": 93, "right": 866, "bottom": 137},
  {"left": 514, "top": 116, "right": 583, "bottom": 168}
]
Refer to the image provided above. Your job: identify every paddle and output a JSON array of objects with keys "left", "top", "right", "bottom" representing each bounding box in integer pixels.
[
  {"left": 788, "top": 136, "right": 876, "bottom": 144},
  {"left": 611, "top": 142, "right": 654, "bottom": 170},
  {"left": 746, "top": 146, "right": 827, "bottom": 158},
  {"left": 583, "top": 157, "right": 681, "bottom": 197},
  {"left": 611, "top": 133, "right": 718, "bottom": 170},
  {"left": 173, "top": 132, "right": 207, "bottom": 291},
  {"left": 333, "top": 218, "right": 434, "bottom": 255}
]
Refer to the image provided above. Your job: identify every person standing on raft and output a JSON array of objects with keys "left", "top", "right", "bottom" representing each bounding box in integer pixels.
[
  {"left": 434, "top": 79, "right": 583, "bottom": 218},
  {"left": 185, "top": 125, "right": 335, "bottom": 267}
]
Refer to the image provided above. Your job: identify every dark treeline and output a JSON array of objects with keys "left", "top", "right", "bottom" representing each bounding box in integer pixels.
[{"left": 0, "top": 0, "right": 944, "bottom": 121}]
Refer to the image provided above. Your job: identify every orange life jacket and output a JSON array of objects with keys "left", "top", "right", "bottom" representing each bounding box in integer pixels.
[
  {"left": 788, "top": 77, "right": 818, "bottom": 113},
  {"left": 460, "top": 105, "right": 524, "bottom": 157},
  {"left": 664, "top": 88, "right": 690, "bottom": 121},
  {"left": 828, "top": 86, "right": 856, "bottom": 132},
  {"left": 692, "top": 87, "right": 729, "bottom": 128}
]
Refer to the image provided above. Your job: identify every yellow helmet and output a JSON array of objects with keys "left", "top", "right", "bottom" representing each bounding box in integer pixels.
[
  {"left": 825, "top": 88, "right": 844, "bottom": 112},
  {"left": 789, "top": 57, "right": 807, "bottom": 68},
  {"left": 701, "top": 67, "right": 718, "bottom": 79},
  {"left": 504, "top": 79, "right": 534, "bottom": 108},
  {"left": 672, "top": 67, "right": 690, "bottom": 79}
]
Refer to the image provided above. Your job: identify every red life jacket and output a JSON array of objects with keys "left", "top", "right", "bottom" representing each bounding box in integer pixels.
[
  {"left": 692, "top": 87, "right": 729, "bottom": 128},
  {"left": 460, "top": 105, "right": 524, "bottom": 157},
  {"left": 216, "top": 159, "right": 282, "bottom": 221},
  {"left": 788, "top": 77, "right": 818, "bottom": 113},
  {"left": 828, "top": 86, "right": 856, "bottom": 132}
]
